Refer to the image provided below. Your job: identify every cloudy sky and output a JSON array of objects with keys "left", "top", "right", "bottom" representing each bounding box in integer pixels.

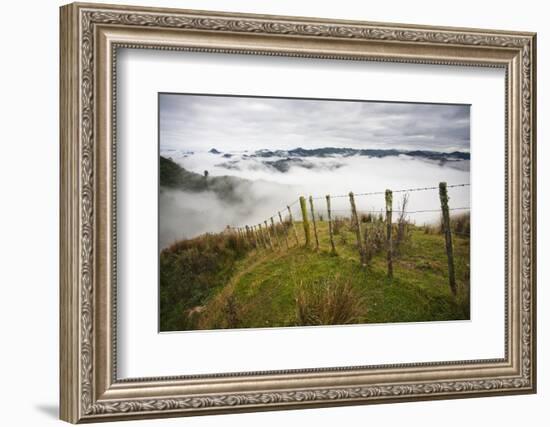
[{"left": 159, "top": 93, "right": 470, "bottom": 153}]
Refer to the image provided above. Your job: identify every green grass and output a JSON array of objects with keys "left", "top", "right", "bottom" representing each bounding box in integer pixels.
[{"left": 160, "top": 218, "right": 470, "bottom": 331}]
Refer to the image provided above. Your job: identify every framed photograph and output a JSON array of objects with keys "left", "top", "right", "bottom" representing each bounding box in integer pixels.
[{"left": 60, "top": 2, "right": 537, "bottom": 423}]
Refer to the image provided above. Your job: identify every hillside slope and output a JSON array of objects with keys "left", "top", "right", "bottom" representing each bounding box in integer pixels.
[
  {"left": 160, "top": 216, "right": 470, "bottom": 331},
  {"left": 160, "top": 155, "right": 253, "bottom": 202}
]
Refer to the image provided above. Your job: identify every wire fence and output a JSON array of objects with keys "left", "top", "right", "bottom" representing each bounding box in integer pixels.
[
  {"left": 325, "top": 207, "right": 470, "bottom": 215},
  {"left": 309, "top": 183, "right": 470, "bottom": 200},
  {"left": 232, "top": 182, "right": 470, "bottom": 230},
  {"left": 228, "top": 182, "right": 469, "bottom": 295}
]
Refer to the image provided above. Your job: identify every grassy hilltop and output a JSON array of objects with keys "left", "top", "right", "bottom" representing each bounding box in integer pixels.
[{"left": 160, "top": 214, "right": 470, "bottom": 332}]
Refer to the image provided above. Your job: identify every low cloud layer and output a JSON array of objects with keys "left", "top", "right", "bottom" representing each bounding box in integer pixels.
[{"left": 160, "top": 155, "right": 470, "bottom": 247}]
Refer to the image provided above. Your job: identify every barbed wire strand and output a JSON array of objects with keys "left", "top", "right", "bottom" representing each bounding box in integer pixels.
[
  {"left": 328, "top": 207, "right": 470, "bottom": 214},
  {"left": 313, "top": 183, "right": 470, "bottom": 200},
  {"left": 232, "top": 183, "right": 470, "bottom": 229}
]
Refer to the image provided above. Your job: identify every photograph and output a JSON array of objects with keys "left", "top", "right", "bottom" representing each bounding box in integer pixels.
[
  {"left": 158, "top": 94, "right": 471, "bottom": 332},
  {"left": 56, "top": 3, "right": 536, "bottom": 422}
]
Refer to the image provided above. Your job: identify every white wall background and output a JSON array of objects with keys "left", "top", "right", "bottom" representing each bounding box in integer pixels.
[{"left": 0, "top": 0, "right": 545, "bottom": 426}]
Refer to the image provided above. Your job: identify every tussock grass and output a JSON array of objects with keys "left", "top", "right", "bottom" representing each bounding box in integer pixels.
[
  {"left": 450, "top": 212, "right": 470, "bottom": 236},
  {"left": 363, "top": 220, "right": 386, "bottom": 264},
  {"left": 332, "top": 216, "right": 348, "bottom": 235},
  {"left": 295, "top": 275, "right": 367, "bottom": 325},
  {"left": 422, "top": 212, "right": 470, "bottom": 237}
]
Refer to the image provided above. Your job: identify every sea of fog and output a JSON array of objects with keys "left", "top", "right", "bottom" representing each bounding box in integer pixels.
[{"left": 159, "top": 150, "right": 470, "bottom": 248}]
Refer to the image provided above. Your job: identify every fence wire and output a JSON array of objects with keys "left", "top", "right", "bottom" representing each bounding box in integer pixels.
[
  {"left": 232, "top": 183, "right": 470, "bottom": 230},
  {"left": 312, "top": 183, "right": 470, "bottom": 200},
  {"left": 320, "top": 207, "right": 470, "bottom": 215}
]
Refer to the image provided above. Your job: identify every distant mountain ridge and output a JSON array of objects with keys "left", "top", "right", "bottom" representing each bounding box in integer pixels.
[
  {"left": 249, "top": 147, "right": 470, "bottom": 161},
  {"left": 205, "top": 146, "right": 469, "bottom": 173}
]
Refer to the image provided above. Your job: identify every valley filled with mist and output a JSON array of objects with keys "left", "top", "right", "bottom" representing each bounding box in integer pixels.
[{"left": 159, "top": 147, "right": 470, "bottom": 249}]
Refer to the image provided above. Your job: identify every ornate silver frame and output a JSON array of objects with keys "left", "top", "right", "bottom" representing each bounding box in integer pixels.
[{"left": 60, "top": 2, "right": 537, "bottom": 423}]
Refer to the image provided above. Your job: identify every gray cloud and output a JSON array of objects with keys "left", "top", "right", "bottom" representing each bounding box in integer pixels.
[{"left": 160, "top": 94, "right": 470, "bottom": 153}]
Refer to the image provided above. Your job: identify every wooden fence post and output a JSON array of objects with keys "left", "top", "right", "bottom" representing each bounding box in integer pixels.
[
  {"left": 278, "top": 211, "right": 289, "bottom": 249},
  {"left": 439, "top": 182, "right": 457, "bottom": 295},
  {"left": 349, "top": 192, "right": 366, "bottom": 266},
  {"left": 270, "top": 217, "right": 281, "bottom": 249},
  {"left": 264, "top": 220, "right": 274, "bottom": 250},
  {"left": 326, "top": 195, "right": 337, "bottom": 255},
  {"left": 287, "top": 205, "right": 300, "bottom": 246},
  {"left": 299, "top": 196, "right": 311, "bottom": 247},
  {"left": 385, "top": 189, "right": 393, "bottom": 279},
  {"left": 309, "top": 196, "right": 320, "bottom": 250}
]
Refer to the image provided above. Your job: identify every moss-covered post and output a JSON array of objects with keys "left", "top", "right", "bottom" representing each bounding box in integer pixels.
[
  {"left": 278, "top": 211, "right": 289, "bottom": 250},
  {"left": 264, "top": 220, "right": 274, "bottom": 250},
  {"left": 349, "top": 192, "right": 366, "bottom": 266},
  {"left": 326, "top": 195, "right": 337, "bottom": 255},
  {"left": 439, "top": 182, "right": 457, "bottom": 295},
  {"left": 385, "top": 189, "right": 393, "bottom": 279},
  {"left": 270, "top": 217, "right": 281, "bottom": 249},
  {"left": 308, "top": 196, "right": 320, "bottom": 250},
  {"left": 287, "top": 205, "right": 300, "bottom": 246},
  {"left": 299, "top": 196, "right": 311, "bottom": 247}
]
